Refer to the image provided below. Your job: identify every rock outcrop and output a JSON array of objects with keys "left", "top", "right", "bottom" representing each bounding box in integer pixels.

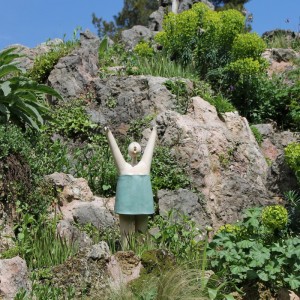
[
  {"left": 121, "top": 25, "right": 154, "bottom": 50},
  {"left": 253, "top": 124, "right": 300, "bottom": 195},
  {"left": 48, "top": 30, "right": 100, "bottom": 99},
  {"left": 0, "top": 257, "right": 31, "bottom": 300}
]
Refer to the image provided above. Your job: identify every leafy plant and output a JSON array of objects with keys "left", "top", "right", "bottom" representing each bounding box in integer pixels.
[
  {"left": 164, "top": 79, "right": 191, "bottom": 114},
  {"left": 0, "top": 48, "right": 62, "bottom": 130},
  {"left": 151, "top": 146, "right": 191, "bottom": 193},
  {"left": 28, "top": 33, "right": 79, "bottom": 83},
  {"left": 207, "top": 206, "right": 300, "bottom": 293},
  {"left": 149, "top": 210, "right": 202, "bottom": 262},
  {"left": 284, "top": 190, "right": 300, "bottom": 234},
  {"left": 45, "top": 98, "right": 98, "bottom": 139},
  {"left": 231, "top": 33, "right": 266, "bottom": 61},
  {"left": 14, "top": 208, "right": 78, "bottom": 270},
  {"left": 133, "top": 41, "right": 154, "bottom": 58},
  {"left": 261, "top": 205, "right": 288, "bottom": 231},
  {"left": 285, "top": 142, "right": 300, "bottom": 182}
]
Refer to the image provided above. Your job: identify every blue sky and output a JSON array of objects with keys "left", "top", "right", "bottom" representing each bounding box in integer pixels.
[{"left": 0, "top": 0, "right": 299, "bottom": 50}]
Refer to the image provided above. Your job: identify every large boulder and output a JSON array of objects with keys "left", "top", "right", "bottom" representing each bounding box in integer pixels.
[
  {"left": 86, "top": 75, "right": 278, "bottom": 228},
  {"left": 149, "top": 7, "right": 165, "bottom": 32},
  {"left": 51, "top": 242, "right": 111, "bottom": 298},
  {"left": 158, "top": 188, "right": 210, "bottom": 228},
  {"left": 45, "top": 172, "right": 94, "bottom": 203},
  {"left": 0, "top": 256, "right": 31, "bottom": 300},
  {"left": 51, "top": 244, "right": 141, "bottom": 298},
  {"left": 156, "top": 97, "right": 273, "bottom": 227},
  {"left": 48, "top": 30, "right": 100, "bottom": 99},
  {"left": 253, "top": 124, "right": 300, "bottom": 195},
  {"left": 87, "top": 75, "right": 176, "bottom": 128},
  {"left": 59, "top": 199, "right": 116, "bottom": 229},
  {"left": 121, "top": 25, "right": 154, "bottom": 50},
  {"left": 4, "top": 38, "right": 64, "bottom": 71}
]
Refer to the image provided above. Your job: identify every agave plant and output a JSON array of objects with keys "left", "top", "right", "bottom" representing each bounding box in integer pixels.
[{"left": 0, "top": 47, "right": 62, "bottom": 130}]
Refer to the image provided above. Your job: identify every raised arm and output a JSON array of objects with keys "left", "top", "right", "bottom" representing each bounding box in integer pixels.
[
  {"left": 141, "top": 126, "right": 157, "bottom": 170},
  {"left": 105, "top": 127, "right": 126, "bottom": 173}
]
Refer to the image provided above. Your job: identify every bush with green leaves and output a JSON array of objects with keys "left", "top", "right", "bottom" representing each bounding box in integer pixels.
[
  {"left": 45, "top": 98, "right": 98, "bottom": 139},
  {"left": 151, "top": 146, "right": 191, "bottom": 193},
  {"left": 155, "top": 8, "right": 200, "bottom": 64},
  {"left": 0, "top": 48, "right": 62, "bottom": 130},
  {"left": 207, "top": 206, "right": 300, "bottom": 293},
  {"left": 133, "top": 41, "right": 154, "bottom": 58},
  {"left": 285, "top": 142, "right": 300, "bottom": 183},
  {"left": 261, "top": 205, "right": 288, "bottom": 231},
  {"left": 231, "top": 33, "right": 266, "bottom": 61},
  {"left": 29, "top": 38, "right": 79, "bottom": 83},
  {"left": 149, "top": 210, "right": 202, "bottom": 261}
]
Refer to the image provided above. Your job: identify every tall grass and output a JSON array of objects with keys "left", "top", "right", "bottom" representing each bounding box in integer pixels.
[
  {"left": 264, "top": 32, "right": 300, "bottom": 51},
  {"left": 132, "top": 55, "right": 198, "bottom": 80},
  {"left": 14, "top": 213, "right": 78, "bottom": 270}
]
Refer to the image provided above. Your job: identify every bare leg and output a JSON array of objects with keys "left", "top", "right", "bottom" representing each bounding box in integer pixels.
[
  {"left": 135, "top": 215, "right": 148, "bottom": 233},
  {"left": 119, "top": 214, "right": 135, "bottom": 247}
]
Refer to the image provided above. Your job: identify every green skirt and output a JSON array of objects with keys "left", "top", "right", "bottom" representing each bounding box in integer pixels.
[{"left": 115, "top": 175, "right": 154, "bottom": 215}]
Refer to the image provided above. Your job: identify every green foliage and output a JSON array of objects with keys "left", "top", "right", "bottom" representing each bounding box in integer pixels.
[
  {"left": 15, "top": 273, "right": 76, "bottom": 300},
  {"left": 211, "top": 0, "right": 250, "bottom": 12},
  {"left": 151, "top": 146, "right": 191, "bottom": 193},
  {"left": 0, "top": 48, "right": 62, "bottom": 130},
  {"left": 14, "top": 208, "right": 78, "bottom": 270},
  {"left": 164, "top": 79, "right": 191, "bottom": 114},
  {"left": 131, "top": 55, "right": 197, "bottom": 79},
  {"left": 284, "top": 190, "right": 300, "bottom": 234},
  {"left": 264, "top": 31, "right": 300, "bottom": 51},
  {"left": 46, "top": 99, "right": 98, "bottom": 139},
  {"left": 208, "top": 94, "right": 236, "bottom": 114},
  {"left": 149, "top": 210, "right": 202, "bottom": 262},
  {"left": 133, "top": 41, "right": 154, "bottom": 58},
  {"left": 29, "top": 38, "right": 79, "bottom": 83},
  {"left": 262, "top": 205, "right": 288, "bottom": 231},
  {"left": 227, "top": 57, "right": 266, "bottom": 75},
  {"left": 127, "top": 114, "right": 155, "bottom": 141},
  {"left": 207, "top": 206, "right": 300, "bottom": 292},
  {"left": 98, "top": 42, "right": 197, "bottom": 80},
  {"left": 70, "top": 135, "right": 119, "bottom": 197},
  {"left": 250, "top": 125, "right": 263, "bottom": 146},
  {"left": 231, "top": 33, "right": 267, "bottom": 60},
  {"left": 156, "top": 9, "right": 200, "bottom": 64},
  {"left": 285, "top": 142, "right": 300, "bottom": 182},
  {"left": 219, "top": 9, "right": 246, "bottom": 50}
]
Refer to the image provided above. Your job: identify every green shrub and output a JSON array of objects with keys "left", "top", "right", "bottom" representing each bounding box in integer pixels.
[
  {"left": 219, "top": 9, "right": 246, "bottom": 51},
  {"left": 207, "top": 207, "right": 300, "bottom": 292},
  {"left": 261, "top": 205, "right": 288, "bottom": 231},
  {"left": 155, "top": 9, "right": 199, "bottom": 64},
  {"left": 29, "top": 41, "right": 78, "bottom": 83},
  {"left": 285, "top": 142, "right": 300, "bottom": 182},
  {"left": 284, "top": 190, "right": 300, "bottom": 234},
  {"left": 45, "top": 99, "right": 98, "bottom": 139},
  {"left": 133, "top": 41, "right": 154, "bottom": 58},
  {"left": 149, "top": 210, "right": 202, "bottom": 261},
  {"left": 151, "top": 146, "right": 191, "bottom": 193},
  {"left": 231, "top": 33, "right": 267, "bottom": 60},
  {"left": 227, "top": 57, "right": 266, "bottom": 75}
]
